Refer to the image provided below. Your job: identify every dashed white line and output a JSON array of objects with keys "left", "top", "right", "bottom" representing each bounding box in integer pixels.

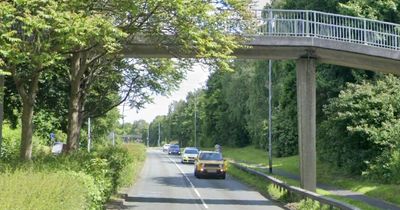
[{"left": 168, "top": 156, "right": 209, "bottom": 209}]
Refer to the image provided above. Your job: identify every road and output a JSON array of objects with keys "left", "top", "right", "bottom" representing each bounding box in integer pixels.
[{"left": 123, "top": 148, "right": 283, "bottom": 210}]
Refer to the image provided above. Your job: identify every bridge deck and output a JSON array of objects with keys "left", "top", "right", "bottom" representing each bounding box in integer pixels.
[
  {"left": 124, "top": 36, "right": 400, "bottom": 74},
  {"left": 124, "top": 9, "right": 400, "bottom": 74}
]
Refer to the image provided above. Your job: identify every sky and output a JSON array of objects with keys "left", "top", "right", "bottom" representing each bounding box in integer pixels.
[
  {"left": 121, "top": 64, "right": 210, "bottom": 123},
  {"left": 119, "top": 0, "right": 271, "bottom": 123}
]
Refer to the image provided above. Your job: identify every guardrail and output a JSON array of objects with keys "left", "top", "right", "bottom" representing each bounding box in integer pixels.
[
  {"left": 228, "top": 9, "right": 400, "bottom": 51},
  {"left": 230, "top": 161, "right": 360, "bottom": 210}
]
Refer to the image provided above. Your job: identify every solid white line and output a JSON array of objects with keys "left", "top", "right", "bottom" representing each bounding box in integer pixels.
[{"left": 168, "top": 156, "right": 209, "bottom": 209}]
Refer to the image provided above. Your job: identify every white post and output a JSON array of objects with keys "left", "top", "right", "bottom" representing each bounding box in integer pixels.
[
  {"left": 147, "top": 125, "right": 150, "bottom": 147},
  {"left": 194, "top": 96, "right": 197, "bottom": 148},
  {"left": 88, "top": 117, "right": 91, "bottom": 152},
  {"left": 158, "top": 122, "right": 161, "bottom": 147}
]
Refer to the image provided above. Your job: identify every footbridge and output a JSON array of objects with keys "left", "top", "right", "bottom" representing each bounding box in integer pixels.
[{"left": 124, "top": 9, "right": 400, "bottom": 192}]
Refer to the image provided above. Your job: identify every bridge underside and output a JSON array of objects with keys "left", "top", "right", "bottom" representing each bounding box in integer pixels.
[
  {"left": 123, "top": 37, "right": 400, "bottom": 192},
  {"left": 124, "top": 36, "right": 400, "bottom": 74}
]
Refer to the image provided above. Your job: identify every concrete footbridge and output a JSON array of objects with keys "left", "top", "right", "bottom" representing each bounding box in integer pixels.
[{"left": 124, "top": 9, "right": 400, "bottom": 192}]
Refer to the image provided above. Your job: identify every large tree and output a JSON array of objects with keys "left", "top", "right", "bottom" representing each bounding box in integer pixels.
[
  {"left": 57, "top": 0, "right": 251, "bottom": 151},
  {"left": 1, "top": 0, "right": 251, "bottom": 158},
  {"left": 0, "top": 0, "right": 66, "bottom": 160}
]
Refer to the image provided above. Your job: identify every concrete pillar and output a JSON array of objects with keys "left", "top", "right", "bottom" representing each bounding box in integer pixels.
[{"left": 296, "top": 58, "right": 316, "bottom": 192}]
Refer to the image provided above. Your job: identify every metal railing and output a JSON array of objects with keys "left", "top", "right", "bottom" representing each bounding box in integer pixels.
[
  {"left": 232, "top": 9, "right": 400, "bottom": 51},
  {"left": 230, "top": 162, "right": 360, "bottom": 210}
]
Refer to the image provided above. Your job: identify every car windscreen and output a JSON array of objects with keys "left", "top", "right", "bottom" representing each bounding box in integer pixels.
[
  {"left": 199, "top": 152, "right": 223, "bottom": 161},
  {"left": 170, "top": 145, "right": 179, "bottom": 149},
  {"left": 184, "top": 149, "right": 198, "bottom": 154}
]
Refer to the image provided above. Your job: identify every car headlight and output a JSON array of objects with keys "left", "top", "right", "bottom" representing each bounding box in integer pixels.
[{"left": 219, "top": 164, "right": 224, "bottom": 168}]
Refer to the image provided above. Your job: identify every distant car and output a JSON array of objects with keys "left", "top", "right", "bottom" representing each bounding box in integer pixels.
[
  {"left": 168, "top": 144, "right": 180, "bottom": 155},
  {"left": 181, "top": 147, "right": 199, "bottom": 164},
  {"left": 51, "top": 142, "right": 65, "bottom": 155},
  {"left": 163, "top": 144, "right": 170, "bottom": 152},
  {"left": 194, "top": 151, "right": 226, "bottom": 179}
]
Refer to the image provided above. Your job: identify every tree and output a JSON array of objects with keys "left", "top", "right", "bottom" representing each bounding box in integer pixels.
[
  {"left": 1, "top": 0, "right": 252, "bottom": 158},
  {"left": 59, "top": 0, "right": 251, "bottom": 152},
  {"left": 339, "top": 0, "right": 400, "bottom": 22},
  {"left": 0, "top": 0, "right": 67, "bottom": 160},
  {"left": 319, "top": 75, "right": 400, "bottom": 180}
]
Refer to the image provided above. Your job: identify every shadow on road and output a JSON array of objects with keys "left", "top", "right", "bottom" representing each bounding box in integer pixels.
[
  {"left": 152, "top": 175, "right": 251, "bottom": 191},
  {"left": 124, "top": 196, "right": 277, "bottom": 206}
]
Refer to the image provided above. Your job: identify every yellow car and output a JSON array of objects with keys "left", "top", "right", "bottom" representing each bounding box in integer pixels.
[
  {"left": 194, "top": 151, "right": 226, "bottom": 179},
  {"left": 181, "top": 147, "right": 199, "bottom": 164}
]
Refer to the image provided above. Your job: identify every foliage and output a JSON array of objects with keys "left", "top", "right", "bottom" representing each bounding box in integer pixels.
[
  {"left": 119, "top": 143, "right": 146, "bottom": 187},
  {"left": 338, "top": 0, "right": 400, "bottom": 22},
  {"left": 0, "top": 170, "right": 98, "bottom": 210},
  {"left": 319, "top": 75, "right": 400, "bottom": 181},
  {"left": 0, "top": 142, "right": 146, "bottom": 209},
  {"left": 0, "top": 0, "right": 70, "bottom": 160},
  {"left": 276, "top": 0, "right": 348, "bottom": 12},
  {"left": 0, "top": 123, "right": 21, "bottom": 160}
]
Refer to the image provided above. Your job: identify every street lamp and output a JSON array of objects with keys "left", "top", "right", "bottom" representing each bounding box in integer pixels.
[
  {"left": 268, "top": 60, "right": 273, "bottom": 174},
  {"left": 194, "top": 95, "right": 197, "bottom": 148}
]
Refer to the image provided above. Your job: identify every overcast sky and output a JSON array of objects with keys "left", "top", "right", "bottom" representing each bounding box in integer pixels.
[{"left": 120, "top": 0, "right": 271, "bottom": 123}]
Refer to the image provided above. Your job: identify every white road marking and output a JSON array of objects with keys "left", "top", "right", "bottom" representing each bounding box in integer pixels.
[{"left": 168, "top": 156, "right": 209, "bottom": 209}]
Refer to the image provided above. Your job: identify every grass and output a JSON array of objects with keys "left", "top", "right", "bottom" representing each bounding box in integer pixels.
[
  {"left": 228, "top": 163, "right": 380, "bottom": 210},
  {"left": 0, "top": 170, "right": 94, "bottom": 210},
  {"left": 119, "top": 143, "right": 146, "bottom": 188},
  {"left": 222, "top": 145, "right": 400, "bottom": 208},
  {"left": 0, "top": 143, "right": 148, "bottom": 210},
  {"left": 223, "top": 146, "right": 298, "bottom": 174}
]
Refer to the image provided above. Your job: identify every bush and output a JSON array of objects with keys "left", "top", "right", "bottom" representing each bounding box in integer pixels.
[
  {"left": 0, "top": 142, "right": 147, "bottom": 209},
  {"left": 119, "top": 143, "right": 146, "bottom": 187},
  {"left": 1, "top": 124, "right": 21, "bottom": 160},
  {"left": 319, "top": 75, "right": 400, "bottom": 182},
  {"left": 0, "top": 170, "right": 99, "bottom": 210}
]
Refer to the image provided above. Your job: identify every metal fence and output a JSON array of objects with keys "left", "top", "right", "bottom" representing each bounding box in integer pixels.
[
  {"left": 230, "top": 162, "right": 360, "bottom": 210},
  {"left": 245, "top": 9, "right": 400, "bottom": 50}
]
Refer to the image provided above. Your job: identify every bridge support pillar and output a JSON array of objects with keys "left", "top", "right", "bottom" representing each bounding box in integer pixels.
[{"left": 296, "top": 58, "right": 316, "bottom": 192}]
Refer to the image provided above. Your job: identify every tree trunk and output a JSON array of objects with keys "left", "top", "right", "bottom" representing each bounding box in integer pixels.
[
  {"left": 66, "top": 53, "right": 86, "bottom": 152},
  {"left": 19, "top": 100, "right": 34, "bottom": 160},
  {"left": 13, "top": 71, "right": 39, "bottom": 161},
  {"left": 66, "top": 77, "right": 82, "bottom": 151}
]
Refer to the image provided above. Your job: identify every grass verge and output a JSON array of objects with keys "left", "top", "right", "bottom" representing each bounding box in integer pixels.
[
  {"left": 223, "top": 146, "right": 399, "bottom": 208},
  {"left": 0, "top": 170, "right": 96, "bottom": 210},
  {"left": 0, "top": 143, "right": 147, "bottom": 210},
  {"left": 228, "top": 163, "right": 380, "bottom": 210},
  {"left": 119, "top": 143, "right": 146, "bottom": 188}
]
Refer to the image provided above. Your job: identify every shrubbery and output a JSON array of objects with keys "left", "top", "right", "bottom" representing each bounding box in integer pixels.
[
  {"left": 0, "top": 170, "right": 98, "bottom": 210},
  {"left": 1, "top": 124, "right": 21, "bottom": 160},
  {"left": 0, "top": 143, "right": 146, "bottom": 209},
  {"left": 318, "top": 75, "right": 400, "bottom": 183}
]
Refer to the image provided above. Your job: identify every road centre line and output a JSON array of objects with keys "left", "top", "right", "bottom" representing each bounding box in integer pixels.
[{"left": 167, "top": 156, "right": 209, "bottom": 209}]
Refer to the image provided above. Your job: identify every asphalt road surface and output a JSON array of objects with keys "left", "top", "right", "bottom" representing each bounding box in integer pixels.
[{"left": 123, "top": 148, "right": 283, "bottom": 210}]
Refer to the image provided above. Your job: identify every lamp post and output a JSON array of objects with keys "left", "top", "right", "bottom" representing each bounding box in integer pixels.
[
  {"left": 194, "top": 95, "right": 197, "bottom": 148},
  {"left": 268, "top": 60, "right": 273, "bottom": 174}
]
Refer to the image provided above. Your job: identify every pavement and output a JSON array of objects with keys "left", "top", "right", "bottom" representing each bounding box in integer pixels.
[
  {"left": 242, "top": 163, "right": 400, "bottom": 210},
  {"left": 112, "top": 148, "right": 284, "bottom": 210}
]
